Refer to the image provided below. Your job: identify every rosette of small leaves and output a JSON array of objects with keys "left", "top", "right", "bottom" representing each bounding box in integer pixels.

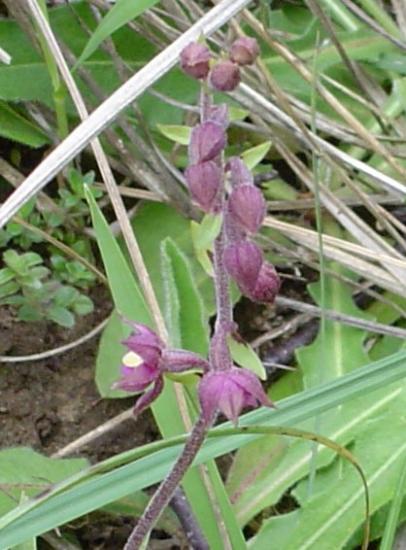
[{"left": 0, "top": 250, "right": 93, "bottom": 327}]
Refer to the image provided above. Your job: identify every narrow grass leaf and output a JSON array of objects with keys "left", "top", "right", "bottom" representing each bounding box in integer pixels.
[{"left": 76, "top": 0, "right": 160, "bottom": 67}]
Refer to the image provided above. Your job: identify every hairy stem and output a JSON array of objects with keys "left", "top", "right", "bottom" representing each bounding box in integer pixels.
[{"left": 123, "top": 414, "right": 211, "bottom": 549}]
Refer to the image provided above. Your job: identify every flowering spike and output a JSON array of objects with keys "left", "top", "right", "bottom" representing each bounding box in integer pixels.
[
  {"left": 189, "top": 121, "right": 226, "bottom": 164},
  {"left": 226, "top": 157, "right": 254, "bottom": 187},
  {"left": 228, "top": 184, "right": 266, "bottom": 234},
  {"left": 180, "top": 42, "right": 211, "bottom": 79},
  {"left": 198, "top": 367, "right": 273, "bottom": 425},
  {"left": 185, "top": 161, "right": 222, "bottom": 212},
  {"left": 209, "top": 60, "right": 241, "bottom": 92},
  {"left": 223, "top": 240, "right": 263, "bottom": 291},
  {"left": 230, "top": 37, "right": 260, "bottom": 66}
]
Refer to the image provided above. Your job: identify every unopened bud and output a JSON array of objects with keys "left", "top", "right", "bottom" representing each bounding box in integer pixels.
[
  {"left": 230, "top": 37, "right": 260, "bottom": 66},
  {"left": 180, "top": 42, "right": 211, "bottom": 79},
  {"left": 207, "top": 104, "right": 229, "bottom": 129},
  {"left": 226, "top": 157, "right": 253, "bottom": 186},
  {"left": 189, "top": 121, "right": 226, "bottom": 164},
  {"left": 250, "top": 262, "right": 281, "bottom": 303},
  {"left": 185, "top": 161, "right": 222, "bottom": 212},
  {"left": 224, "top": 240, "right": 262, "bottom": 291},
  {"left": 228, "top": 184, "right": 266, "bottom": 233},
  {"left": 209, "top": 60, "right": 241, "bottom": 92}
]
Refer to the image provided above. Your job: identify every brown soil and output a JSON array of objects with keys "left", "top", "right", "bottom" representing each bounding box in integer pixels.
[{"left": 0, "top": 287, "right": 160, "bottom": 548}]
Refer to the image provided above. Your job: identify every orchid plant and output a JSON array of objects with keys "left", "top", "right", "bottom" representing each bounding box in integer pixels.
[{"left": 117, "top": 38, "right": 281, "bottom": 549}]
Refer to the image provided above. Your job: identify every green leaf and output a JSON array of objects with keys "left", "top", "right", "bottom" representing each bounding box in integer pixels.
[
  {"left": 47, "top": 306, "right": 75, "bottom": 328},
  {"left": 72, "top": 294, "right": 94, "bottom": 316},
  {"left": 12, "top": 538, "right": 37, "bottom": 550},
  {"left": 227, "top": 336, "right": 266, "bottom": 380},
  {"left": 157, "top": 124, "right": 191, "bottom": 145},
  {"left": 252, "top": 389, "right": 406, "bottom": 549},
  {"left": 161, "top": 237, "right": 209, "bottom": 354},
  {"left": 2, "top": 348, "right": 406, "bottom": 547},
  {"left": 95, "top": 311, "right": 128, "bottom": 398},
  {"left": 190, "top": 213, "right": 223, "bottom": 276},
  {"left": 226, "top": 272, "right": 375, "bottom": 526},
  {"left": 0, "top": 102, "right": 49, "bottom": 147},
  {"left": 76, "top": 0, "right": 160, "bottom": 67},
  {"left": 130, "top": 202, "right": 215, "bottom": 315},
  {"left": 241, "top": 141, "right": 272, "bottom": 170},
  {"left": 0, "top": 448, "right": 87, "bottom": 517},
  {"left": 85, "top": 186, "right": 152, "bottom": 397},
  {"left": 379, "top": 451, "right": 406, "bottom": 550}
]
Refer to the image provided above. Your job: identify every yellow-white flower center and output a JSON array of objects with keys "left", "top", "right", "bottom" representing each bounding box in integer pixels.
[{"left": 122, "top": 351, "right": 143, "bottom": 368}]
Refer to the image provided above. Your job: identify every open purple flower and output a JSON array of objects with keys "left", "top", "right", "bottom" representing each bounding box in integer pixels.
[
  {"left": 113, "top": 322, "right": 209, "bottom": 416},
  {"left": 198, "top": 367, "right": 274, "bottom": 425}
]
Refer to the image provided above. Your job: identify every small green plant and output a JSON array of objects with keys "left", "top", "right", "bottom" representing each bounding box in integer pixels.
[
  {"left": 0, "top": 169, "right": 101, "bottom": 326},
  {"left": 0, "top": 250, "right": 93, "bottom": 327}
]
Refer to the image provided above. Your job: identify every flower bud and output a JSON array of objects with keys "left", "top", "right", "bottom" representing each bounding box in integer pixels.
[
  {"left": 230, "top": 37, "right": 260, "bottom": 66},
  {"left": 224, "top": 240, "right": 262, "bottom": 291},
  {"left": 250, "top": 261, "right": 281, "bottom": 303},
  {"left": 185, "top": 161, "right": 222, "bottom": 212},
  {"left": 180, "top": 42, "right": 211, "bottom": 79},
  {"left": 226, "top": 157, "right": 254, "bottom": 186},
  {"left": 228, "top": 184, "right": 266, "bottom": 234},
  {"left": 198, "top": 367, "right": 273, "bottom": 425},
  {"left": 207, "top": 104, "right": 229, "bottom": 129},
  {"left": 189, "top": 121, "right": 226, "bottom": 164},
  {"left": 209, "top": 60, "right": 241, "bottom": 92}
]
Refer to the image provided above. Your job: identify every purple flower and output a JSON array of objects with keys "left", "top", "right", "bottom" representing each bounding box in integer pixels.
[
  {"left": 189, "top": 121, "right": 227, "bottom": 164},
  {"left": 198, "top": 367, "right": 274, "bottom": 425},
  {"left": 226, "top": 157, "right": 254, "bottom": 187},
  {"left": 113, "top": 322, "right": 209, "bottom": 415},
  {"left": 180, "top": 42, "right": 211, "bottom": 79},
  {"left": 228, "top": 184, "right": 266, "bottom": 234},
  {"left": 185, "top": 161, "right": 222, "bottom": 212},
  {"left": 209, "top": 60, "right": 241, "bottom": 92},
  {"left": 224, "top": 240, "right": 263, "bottom": 290},
  {"left": 230, "top": 37, "right": 260, "bottom": 66}
]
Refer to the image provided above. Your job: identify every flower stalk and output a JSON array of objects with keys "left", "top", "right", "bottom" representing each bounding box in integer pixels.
[{"left": 122, "top": 37, "right": 279, "bottom": 548}]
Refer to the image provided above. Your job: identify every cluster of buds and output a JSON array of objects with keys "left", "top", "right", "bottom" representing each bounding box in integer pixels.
[
  {"left": 180, "top": 36, "right": 259, "bottom": 92},
  {"left": 224, "top": 157, "right": 281, "bottom": 303}
]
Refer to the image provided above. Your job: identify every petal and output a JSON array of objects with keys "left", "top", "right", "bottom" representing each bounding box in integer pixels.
[
  {"left": 113, "top": 363, "right": 159, "bottom": 393},
  {"left": 198, "top": 372, "right": 225, "bottom": 422},
  {"left": 133, "top": 378, "right": 164, "bottom": 417},
  {"left": 217, "top": 377, "right": 245, "bottom": 425},
  {"left": 231, "top": 368, "right": 274, "bottom": 408}
]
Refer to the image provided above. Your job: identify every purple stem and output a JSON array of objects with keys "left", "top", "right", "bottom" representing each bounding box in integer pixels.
[
  {"left": 124, "top": 79, "right": 236, "bottom": 550},
  {"left": 123, "top": 414, "right": 212, "bottom": 550}
]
